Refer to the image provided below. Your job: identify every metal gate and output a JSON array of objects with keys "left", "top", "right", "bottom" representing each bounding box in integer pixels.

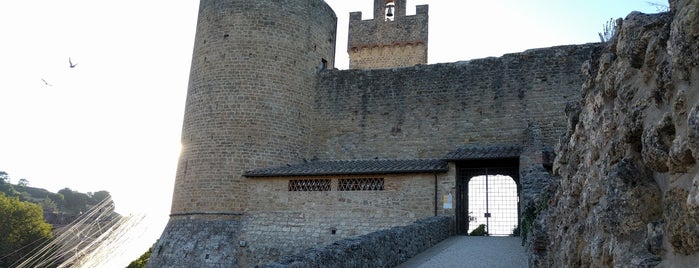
[{"left": 456, "top": 167, "right": 519, "bottom": 236}]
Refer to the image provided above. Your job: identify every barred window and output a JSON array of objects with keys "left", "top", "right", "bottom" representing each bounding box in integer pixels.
[
  {"left": 288, "top": 179, "right": 331, "bottom": 191},
  {"left": 338, "top": 178, "right": 384, "bottom": 191}
]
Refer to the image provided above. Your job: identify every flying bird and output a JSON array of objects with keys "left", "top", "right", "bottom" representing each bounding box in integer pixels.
[
  {"left": 69, "top": 58, "right": 77, "bottom": 68},
  {"left": 41, "top": 78, "right": 52, "bottom": 86}
]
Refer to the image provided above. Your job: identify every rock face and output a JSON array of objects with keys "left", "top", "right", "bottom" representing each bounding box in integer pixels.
[{"left": 546, "top": 0, "right": 699, "bottom": 266}]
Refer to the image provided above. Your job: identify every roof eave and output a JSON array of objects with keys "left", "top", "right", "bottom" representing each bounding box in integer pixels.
[{"left": 244, "top": 168, "right": 449, "bottom": 178}]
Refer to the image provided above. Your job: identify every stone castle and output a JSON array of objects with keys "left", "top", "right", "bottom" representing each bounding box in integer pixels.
[{"left": 148, "top": 0, "right": 698, "bottom": 267}]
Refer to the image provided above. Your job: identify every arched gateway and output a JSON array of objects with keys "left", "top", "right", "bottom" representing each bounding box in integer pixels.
[
  {"left": 457, "top": 162, "right": 520, "bottom": 235},
  {"left": 466, "top": 174, "right": 519, "bottom": 235},
  {"left": 446, "top": 146, "right": 522, "bottom": 235}
]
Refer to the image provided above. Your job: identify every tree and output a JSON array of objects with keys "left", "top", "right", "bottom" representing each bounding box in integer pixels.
[
  {"left": 48, "top": 192, "right": 66, "bottom": 210},
  {"left": 0, "top": 192, "right": 54, "bottom": 267},
  {"left": 89, "top": 190, "right": 111, "bottom": 205},
  {"left": 646, "top": 1, "right": 670, "bottom": 12},
  {"left": 58, "top": 188, "right": 89, "bottom": 213},
  {"left": 0, "top": 171, "right": 19, "bottom": 197},
  {"left": 41, "top": 197, "right": 58, "bottom": 213},
  {"left": 0, "top": 171, "right": 8, "bottom": 183},
  {"left": 17, "top": 178, "right": 29, "bottom": 187},
  {"left": 598, "top": 18, "right": 616, "bottom": 43}
]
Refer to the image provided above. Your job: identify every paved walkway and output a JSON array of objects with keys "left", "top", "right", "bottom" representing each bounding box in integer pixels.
[{"left": 398, "top": 236, "right": 528, "bottom": 268}]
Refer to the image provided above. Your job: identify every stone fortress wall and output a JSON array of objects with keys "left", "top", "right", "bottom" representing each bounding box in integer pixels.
[
  {"left": 230, "top": 44, "right": 598, "bottom": 266},
  {"left": 147, "top": 0, "right": 619, "bottom": 266},
  {"left": 313, "top": 44, "right": 598, "bottom": 160}
]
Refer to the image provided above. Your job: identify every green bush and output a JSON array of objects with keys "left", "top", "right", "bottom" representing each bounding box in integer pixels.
[
  {"left": 126, "top": 247, "right": 152, "bottom": 268},
  {"left": 520, "top": 195, "right": 548, "bottom": 245},
  {"left": 511, "top": 225, "right": 520, "bottom": 236},
  {"left": 469, "top": 224, "right": 488, "bottom": 236}
]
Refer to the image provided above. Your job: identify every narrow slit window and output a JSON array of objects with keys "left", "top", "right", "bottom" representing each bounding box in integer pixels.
[{"left": 319, "top": 58, "right": 328, "bottom": 70}]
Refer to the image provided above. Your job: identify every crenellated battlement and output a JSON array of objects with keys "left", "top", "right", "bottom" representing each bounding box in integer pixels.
[{"left": 348, "top": 0, "right": 428, "bottom": 69}]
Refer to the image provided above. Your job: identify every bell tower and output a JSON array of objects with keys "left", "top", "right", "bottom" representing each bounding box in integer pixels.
[{"left": 348, "top": 0, "right": 428, "bottom": 69}]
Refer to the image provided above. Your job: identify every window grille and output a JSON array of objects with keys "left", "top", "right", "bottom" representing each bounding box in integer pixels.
[
  {"left": 288, "top": 179, "right": 331, "bottom": 191},
  {"left": 338, "top": 178, "right": 384, "bottom": 191}
]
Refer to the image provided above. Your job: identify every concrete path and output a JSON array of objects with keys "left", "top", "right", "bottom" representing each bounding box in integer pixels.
[{"left": 398, "top": 236, "right": 528, "bottom": 268}]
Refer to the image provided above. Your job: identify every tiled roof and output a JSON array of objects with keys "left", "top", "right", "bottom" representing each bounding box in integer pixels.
[
  {"left": 244, "top": 159, "right": 448, "bottom": 177},
  {"left": 443, "top": 144, "right": 523, "bottom": 161}
]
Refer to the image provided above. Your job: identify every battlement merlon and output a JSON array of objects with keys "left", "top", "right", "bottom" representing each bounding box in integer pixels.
[
  {"left": 349, "top": 11, "right": 363, "bottom": 22},
  {"left": 415, "top": 5, "right": 428, "bottom": 16},
  {"left": 347, "top": 4, "right": 428, "bottom": 52},
  {"left": 349, "top": 2, "right": 428, "bottom": 22}
]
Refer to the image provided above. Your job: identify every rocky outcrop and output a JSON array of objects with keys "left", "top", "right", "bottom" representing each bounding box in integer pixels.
[{"left": 545, "top": 0, "right": 699, "bottom": 266}]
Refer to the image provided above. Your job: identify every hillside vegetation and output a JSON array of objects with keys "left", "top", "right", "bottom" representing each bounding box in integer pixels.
[{"left": 0, "top": 171, "right": 120, "bottom": 267}]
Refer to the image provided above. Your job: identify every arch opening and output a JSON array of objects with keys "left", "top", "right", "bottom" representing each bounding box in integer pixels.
[
  {"left": 467, "top": 174, "right": 518, "bottom": 236},
  {"left": 455, "top": 160, "right": 520, "bottom": 236}
]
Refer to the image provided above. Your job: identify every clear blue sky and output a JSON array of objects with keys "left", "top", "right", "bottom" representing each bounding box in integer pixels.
[{"left": 0, "top": 0, "right": 666, "bottom": 265}]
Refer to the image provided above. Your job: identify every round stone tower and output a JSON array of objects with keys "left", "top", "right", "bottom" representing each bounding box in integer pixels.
[{"left": 148, "top": 0, "right": 336, "bottom": 266}]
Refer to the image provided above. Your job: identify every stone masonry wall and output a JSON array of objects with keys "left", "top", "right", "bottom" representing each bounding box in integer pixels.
[
  {"left": 546, "top": 1, "right": 699, "bottom": 266},
  {"left": 149, "top": 0, "right": 337, "bottom": 266},
  {"left": 148, "top": 216, "right": 244, "bottom": 267},
  {"left": 150, "top": 0, "right": 632, "bottom": 267},
  {"left": 170, "top": 0, "right": 336, "bottom": 215},
  {"left": 257, "top": 216, "right": 454, "bottom": 268},
  {"left": 348, "top": 43, "right": 427, "bottom": 70},
  {"left": 238, "top": 172, "right": 454, "bottom": 266},
  {"left": 313, "top": 44, "right": 600, "bottom": 161},
  {"left": 348, "top": 3, "right": 428, "bottom": 69}
]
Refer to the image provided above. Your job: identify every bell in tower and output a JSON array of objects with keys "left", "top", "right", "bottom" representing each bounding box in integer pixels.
[{"left": 385, "top": 2, "right": 395, "bottom": 21}]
